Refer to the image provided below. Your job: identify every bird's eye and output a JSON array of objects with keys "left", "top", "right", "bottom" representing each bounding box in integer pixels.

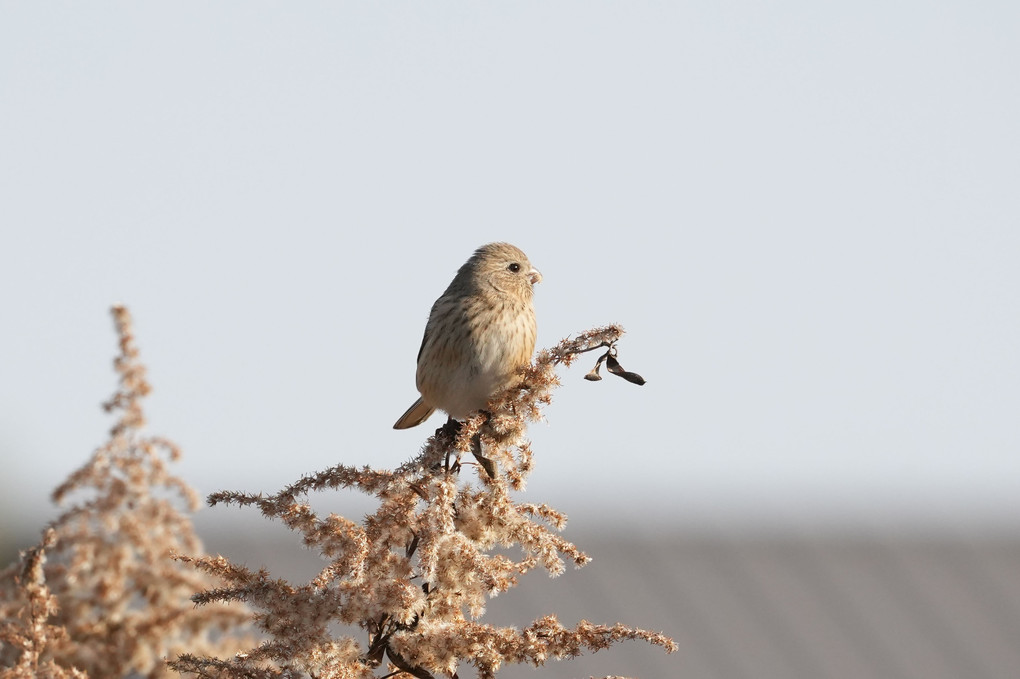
[{"left": 508, "top": 262, "right": 521, "bottom": 273}]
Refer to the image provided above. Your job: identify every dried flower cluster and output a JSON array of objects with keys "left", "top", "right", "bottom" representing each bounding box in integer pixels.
[
  {"left": 0, "top": 309, "right": 673, "bottom": 679},
  {"left": 0, "top": 306, "right": 251, "bottom": 678},
  {"left": 0, "top": 529, "right": 86, "bottom": 679},
  {"left": 171, "top": 325, "right": 675, "bottom": 679}
]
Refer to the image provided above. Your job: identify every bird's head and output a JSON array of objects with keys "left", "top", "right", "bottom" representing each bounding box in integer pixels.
[{"left": 469, "top": 242, "right": 541, "bottom": 300}]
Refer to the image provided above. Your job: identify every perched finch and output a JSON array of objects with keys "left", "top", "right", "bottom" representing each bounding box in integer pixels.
[{"left": 394, "top": 242, "right": 542, "bottom": 430}]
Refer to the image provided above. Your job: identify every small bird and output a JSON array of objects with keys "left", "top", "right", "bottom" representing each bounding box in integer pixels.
[{"left": 394, "top": 242, "right": 542, "bottom": 430}]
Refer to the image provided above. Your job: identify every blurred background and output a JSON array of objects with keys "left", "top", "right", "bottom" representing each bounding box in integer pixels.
[{"left": 2, "top": 2, "right": 1018, "bottom": 677}]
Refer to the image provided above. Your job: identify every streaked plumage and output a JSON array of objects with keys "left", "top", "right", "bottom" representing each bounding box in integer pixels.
[{"left": 394, "top": 242, "right": 541, "bottom": 429}]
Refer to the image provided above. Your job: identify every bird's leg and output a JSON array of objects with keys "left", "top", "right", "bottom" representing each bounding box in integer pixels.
[
  {"left": 428, "top": 420, "right": 454, "bottom": 473},
  {"left": 441, "top": 417, "right": 462, "bottom": 473},
  {"left": 471, "top": 411, "right": 497, "bottom": 478},
  {"left": 441, "top": 417, "right": 462, "bottom": 437}
]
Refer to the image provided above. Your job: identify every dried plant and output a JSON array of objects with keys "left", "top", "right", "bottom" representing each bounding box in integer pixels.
[
  {"left": 0, "top": 306, "right": 252, "bottom": 678},
  {"left": 0, "top": 308, "right": 671, "bottom": 679},
  {"left": 0, "top": 530, "right": 87, "bottom": 679},
  {"left": 170, "top": 325, "right": 675, "bottom": 679}
]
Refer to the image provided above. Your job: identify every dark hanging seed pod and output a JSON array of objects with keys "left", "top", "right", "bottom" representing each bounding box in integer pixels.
[
  {"left": 584, "top": 349, "right": 609, "bottom": 381},
  {"left": 606, "top": 353, "right": 646, "bottom": 385},
  {"left": 580, "top": 341, "right": 645, "bottom": 385}
]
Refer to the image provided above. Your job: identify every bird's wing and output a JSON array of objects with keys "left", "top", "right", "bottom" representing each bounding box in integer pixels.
[{"left": 415, "top": 325, "right": 429, "bottom": 364}]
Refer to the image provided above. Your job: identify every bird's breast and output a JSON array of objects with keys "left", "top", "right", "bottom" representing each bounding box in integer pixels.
[{"left": 416, "top": 295, "right": 536, "bottom": 419}]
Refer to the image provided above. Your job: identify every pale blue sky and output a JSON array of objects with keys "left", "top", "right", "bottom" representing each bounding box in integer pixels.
[{"left": 2, "top": 1, "right": 1018, "bottom": 536}]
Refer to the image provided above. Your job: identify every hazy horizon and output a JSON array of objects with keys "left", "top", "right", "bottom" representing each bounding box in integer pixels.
[{"left": 3, "top": 2, "right": 1018, "bottom": 540}]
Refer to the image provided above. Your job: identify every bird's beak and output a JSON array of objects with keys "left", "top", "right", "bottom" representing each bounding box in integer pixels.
[{"left": 529, "top": 268, "right": 542, "bottom": 285}]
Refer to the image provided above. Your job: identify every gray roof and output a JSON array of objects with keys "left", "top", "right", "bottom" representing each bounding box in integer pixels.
[
  {"left": 487, "top": 533, "right": 1020, "bottom": 679},
  {"left": 207, "top": 528, "right": 1020, "bottom": 679}
]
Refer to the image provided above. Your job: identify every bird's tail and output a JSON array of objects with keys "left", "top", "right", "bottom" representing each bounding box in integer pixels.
[{"left": 393, "top": 397, "right": 436, "bottom": 429}]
